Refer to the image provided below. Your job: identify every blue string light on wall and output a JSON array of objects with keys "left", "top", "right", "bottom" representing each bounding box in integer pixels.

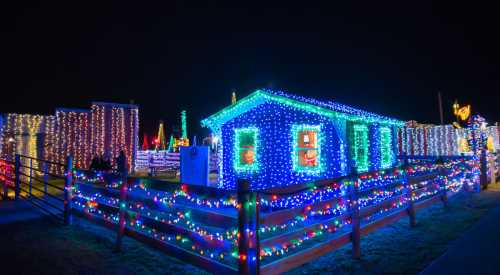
[{"left": 202, "top": 89, "right": 404, "bottom": 190}]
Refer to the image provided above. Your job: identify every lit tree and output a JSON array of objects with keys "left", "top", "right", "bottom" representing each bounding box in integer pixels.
[
  {"left": 181, "top": 111, "right": 187, "bottom": 139},
  {"left": 142, "top": 133, "right": 149, "bottom": 150},
  {"left": 168, "top": 134, "right": 175, "bottom": 152},
  {"left": 156, "top": 121, "right": 167, "bottom": 151}
]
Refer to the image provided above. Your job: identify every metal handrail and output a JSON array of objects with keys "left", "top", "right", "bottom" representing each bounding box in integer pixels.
[
  {"left": 16, "top": 154, "right": 65, "bottom": 166},
  {"left": 18, "top": 164, "right": 46, "bottom": 173},
  {"left": 22, "top": 175, "right": 65, "bottom": 192}
]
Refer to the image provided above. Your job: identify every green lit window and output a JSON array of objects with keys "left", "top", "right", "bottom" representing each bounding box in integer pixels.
[
  {"left": 292, "top": 125, "right": 322, "bottom": 173},
  {"left": 380, "top": 127, "right": 392, "bottom": 168},
  {"left": 234, "top": 127, "right": 259, "bottom": 172},
  {"left": 353, "top": 124, "right": 369, "bottom": 172}
]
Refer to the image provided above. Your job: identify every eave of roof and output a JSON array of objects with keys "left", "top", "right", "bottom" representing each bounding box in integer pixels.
[
  {"left": 201, "top": 89, "right": 404, "bottom": 130},
  {"left": 91, "top": 102, "right": 139, "bottom": 109}
]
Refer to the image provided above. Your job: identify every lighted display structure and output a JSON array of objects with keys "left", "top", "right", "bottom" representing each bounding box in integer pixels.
[
  {"left": 202, "top": 89, "right": 404, "bottom": 190},
  {"left": 0, "top": 114, "right": 55, "bottom": 169},
  {"left": 399, "top": 121, "right": 499, "bottom": 156},
  {"left": 52, "top": 109, "right": 91, "bottom": 170},
  {"left": 90, "top": 102, "right": 139, "bottom": 172},
  {"left": 1, "top": 102, "right": 139, "bottom": 173}
]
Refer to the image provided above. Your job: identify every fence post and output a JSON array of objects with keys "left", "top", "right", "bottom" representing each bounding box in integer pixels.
[
  {"left": 29, "top": 158, "right": 33, "bottom": 197},
  {"left": 115, "top": 155, "right": 129, "bottom": 252},
  {"left": 346, "top": 161, "right": 361, "bottom": 260},
  {"left": 479, "top": 148, "right": 488, "bottom": 190},
  {"left": 237, "top": 178, "right": 260, "bottom": 275},
  {"left": 44, "top": 162, "right": 49, "bottom": 195},
  {"left": 495, "top": 153, "right": 500, "bottom": 182},
  {"left": 489, "top": 154, "right": 496, "bottom": 185},
  {"left": 350, "top": 176, "right": 361, "bottom": 259},
  {"left": 404, "top": 162, "right": 416, "bottom": 227},
  {"left": 2, "top": 162, "right": 8, "bottom": 199},
  {"left": 439, "top": 166, "right": 448, "bottom": 207},
  {"left": 14, "top": 154, "right": 20, "bottom": 200},
  {"left": 64, "top": 156, "right": 73, "bottom": 225}
]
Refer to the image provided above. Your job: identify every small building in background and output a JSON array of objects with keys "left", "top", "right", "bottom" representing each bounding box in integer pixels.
[
  {"left": 0, "top": 113, "right": 55, "bottom": 162},
  {"left": 0, "top": 102, "right": 139, "bottom": 173},
  {"left": 399, "top": 121, "right": 499, "bottom": 157},
  {"left": 89, "top": 102, "right": 139, "bottom": 172},
  {"left": 50, "top": 108, "right": 91, "bottom": 170}
]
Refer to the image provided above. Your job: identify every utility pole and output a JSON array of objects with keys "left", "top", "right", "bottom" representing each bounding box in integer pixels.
[{"left": 438, "top": 91, "right": 444, "bottom": 125}]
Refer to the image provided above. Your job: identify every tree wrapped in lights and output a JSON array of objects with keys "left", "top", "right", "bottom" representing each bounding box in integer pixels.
[
  {"left": 168, "top": 134, "right": 175, "bottom": 152},
  {"left": 168, "top": 111, "right": 190, "bottom": 152},
  {"left": 142, "top": 133, "right": 149, "bottom": 151},
  {"left": 178, "top": 110, "right": 190, "bottom": 148},
  {"left": 155, "top": 121, "right": 167, "bottom": 151},
  {"left": 181, "top": 111, "right": 187, "bottom": 140},
  {"left": 467, "top": 114, "right": 487, "bottom": 154}
]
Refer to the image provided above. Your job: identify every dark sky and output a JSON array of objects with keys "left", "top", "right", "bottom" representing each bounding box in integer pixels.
[{"left": 1, "top": 1, "right": 498, "bottom": 138}]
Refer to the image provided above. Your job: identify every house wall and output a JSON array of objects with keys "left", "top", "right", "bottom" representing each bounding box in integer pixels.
[
  {"left": 346, "top": 121, "right": 399, "bottom": 172},
  {"left": 217, "top": 102, "right": 401, "bottom": 190},
  {"left": 219, "top": 102, "right": 345, "bottom": 190}
]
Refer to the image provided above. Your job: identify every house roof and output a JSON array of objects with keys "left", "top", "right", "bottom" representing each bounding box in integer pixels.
[
  {"left": 201, "top": 89, "right": 404, "bottom": 130},
  {"left": 91, "top": 102, "right": 139, "bottom": 109}
]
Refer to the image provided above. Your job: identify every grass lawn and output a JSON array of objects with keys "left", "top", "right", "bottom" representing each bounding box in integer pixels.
[
  {"left": 0, "top": 183, "right": 499, "bottom": 274},
  {"left": 0, "top": 217, "right": 208, "bottom": 275},
  {"left": 286, "top": 183, "right": 500, "bottom": 274}
]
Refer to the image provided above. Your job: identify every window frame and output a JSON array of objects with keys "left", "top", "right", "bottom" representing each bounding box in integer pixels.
[
  {"left": 380, "top": 126, "right": 393, "bottom": 168},
  {"left": 233, "top": 127, "right": 259, "bottom": 172},
  {"left": 352, "top": 124, "right": 369, "bottom": 172},
  {"left": 292, "top": 124, "right": 323, "bottom": 173}
]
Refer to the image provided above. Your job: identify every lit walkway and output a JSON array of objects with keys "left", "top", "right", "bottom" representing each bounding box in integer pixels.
[{"left": 421, "top": 183, "right": 500, "bottom": 275}]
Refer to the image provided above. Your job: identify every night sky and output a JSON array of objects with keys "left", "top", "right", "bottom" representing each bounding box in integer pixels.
[{"left": 1, "top": 2, "right": 498, "bottom": 138}]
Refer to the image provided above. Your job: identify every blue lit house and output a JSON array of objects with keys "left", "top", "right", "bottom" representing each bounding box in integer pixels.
[{"left": 201, "top": 89, "right": 404, "bottom": 190}]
